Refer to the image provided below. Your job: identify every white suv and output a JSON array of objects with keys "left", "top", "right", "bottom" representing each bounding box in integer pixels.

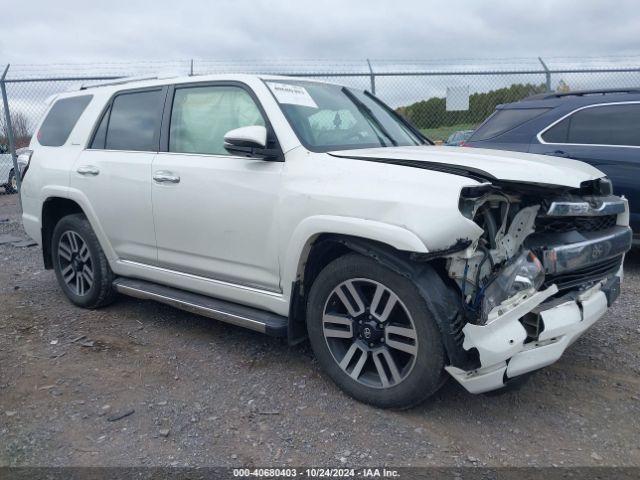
[{"left": 19, "top": 75, "right": 632, "bottom": 408}]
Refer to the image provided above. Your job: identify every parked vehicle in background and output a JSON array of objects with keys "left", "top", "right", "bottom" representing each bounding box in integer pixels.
[
  {"left": 464, "top": 89, "right": 640, "bottom": 242},
  {"left": 19, "top": 75, "right": 632, "bottom": 408},
  {"left": 445, "top": 129, "right": 474, "bottom": 146},
  {"left": 1, "top": 153, "right": 18, "bottom": 194}
]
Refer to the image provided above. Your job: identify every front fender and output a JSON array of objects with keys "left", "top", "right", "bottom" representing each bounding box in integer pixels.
[{"left": 281, "top": 215, "right": 428, "bottom": 297}]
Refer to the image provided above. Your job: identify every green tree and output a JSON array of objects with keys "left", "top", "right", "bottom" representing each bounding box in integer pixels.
[{"left": 400, "top": 83, "right": 547, "bottom": 130}]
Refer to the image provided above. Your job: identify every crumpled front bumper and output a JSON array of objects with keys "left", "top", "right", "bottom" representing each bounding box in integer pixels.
[{"left": 445, "top": 270, "right": 621, "bottom": 394}]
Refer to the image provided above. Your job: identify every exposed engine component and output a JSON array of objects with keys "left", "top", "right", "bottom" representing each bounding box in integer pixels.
[{"left": 447, "top": 181, "right": 630, "bottom": 326}]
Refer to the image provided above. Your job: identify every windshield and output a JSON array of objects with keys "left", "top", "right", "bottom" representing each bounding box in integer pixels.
[{"left": 264, "top": 80, "right": 425, "bottom": 152}]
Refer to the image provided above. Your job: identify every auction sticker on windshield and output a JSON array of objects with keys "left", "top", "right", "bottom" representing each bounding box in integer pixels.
[{"left": 267, "top": 82, "right": 318, "bottom": 108}]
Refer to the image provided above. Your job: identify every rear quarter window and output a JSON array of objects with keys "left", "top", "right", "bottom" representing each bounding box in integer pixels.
[
  {"left": 542, "top": 103, "right": 640, "bottom": 146},
  {"left": 37, "top": 95, "right": 93, "bottom": 147},
  {"left": 470, "top": 108, "right": 550, "bottom": 141}
]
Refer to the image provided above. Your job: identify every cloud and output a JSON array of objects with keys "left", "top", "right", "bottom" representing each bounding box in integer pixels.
[
  {"left": 2, "top": 0, "right": 639, "bottom": 121},
  {"left": 2, "top": 0, "right": 639, "bottom": 65}
]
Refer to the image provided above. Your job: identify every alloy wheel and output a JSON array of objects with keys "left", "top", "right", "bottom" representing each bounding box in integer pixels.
[
  {"left": 322, "top": 278, "right": 418, "bottom": 389},
  {"left": 57, "top": 230, "right": 94, "bottom": 296}
]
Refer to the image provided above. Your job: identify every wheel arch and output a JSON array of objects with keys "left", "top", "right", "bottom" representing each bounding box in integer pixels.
[
  {"left": 283, "top": 215, "right": 428, "bottom": 287},
  {"left": 41, "top": 197, "right": 85, "bottom": 269},
  {"left": 285, "top": 223, "right": 477, "bottom": 370}
]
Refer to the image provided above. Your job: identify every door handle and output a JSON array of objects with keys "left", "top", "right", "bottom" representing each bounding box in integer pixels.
[
  {"left": 77, "top": 165, "right": 100, "bottom": 176},
  {"left": 545, "top": 150, "right": 570, "bottom": 158},
  {"left": 153, "top": 170, "right": 180, "bottom": 183}
]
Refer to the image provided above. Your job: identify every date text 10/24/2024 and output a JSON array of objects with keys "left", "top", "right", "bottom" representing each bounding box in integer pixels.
[{"left": 233, "top": 468, "right": 401, "bottom": 478}]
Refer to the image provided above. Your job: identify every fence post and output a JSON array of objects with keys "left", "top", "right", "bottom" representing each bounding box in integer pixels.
[
  {"left": 0, "top": 64, "right": 22, "bottom": 199},
  {"left": 189, "top": 59, "right": 194, "bottom": 76},
  {"left": 538, "top": 57, "right": 552, "bottom": 92},
  {"left": 366, "top": 59, "right": 376, "bottom": 94}
]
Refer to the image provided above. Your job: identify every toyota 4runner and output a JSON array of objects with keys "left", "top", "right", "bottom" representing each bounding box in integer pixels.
[{"left": 19, "top": 75, "right": 632, "bottom": 408}]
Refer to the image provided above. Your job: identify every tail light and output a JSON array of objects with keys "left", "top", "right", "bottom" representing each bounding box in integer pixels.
[{"left": 17, "top": 149, "right": 33, "bottom": 179}]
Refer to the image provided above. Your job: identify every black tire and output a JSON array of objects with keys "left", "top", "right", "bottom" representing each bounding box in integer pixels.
[
  {"left": 51, "top": 213, "right": 117, "bottom": 309},
  {"left": 306, "top": 253, "right": 446, "bottom": 409},
  {"left": 5, "top": 169, "right": 17, "bottom": 194}
]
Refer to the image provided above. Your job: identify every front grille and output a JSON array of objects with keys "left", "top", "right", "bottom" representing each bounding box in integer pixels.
[
  {"left": 536, "top": 215, "right": 617, "bottom": 234},
  {"left": 543, "top": 255, "right": 622, "bottom": 291}
]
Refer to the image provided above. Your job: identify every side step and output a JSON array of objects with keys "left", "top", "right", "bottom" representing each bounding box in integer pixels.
[{"left": 113, "top": 278, "right": 288, "bottom": 337}]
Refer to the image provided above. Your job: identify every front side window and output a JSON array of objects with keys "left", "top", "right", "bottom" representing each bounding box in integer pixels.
[
  {"left": 104, "top": 89, "right": 164, "bottom": 151},
  {"left": 38, "top": 95, "right": 93, "bottom": 147},
  {"left": 169, "top": 85, "right": 265, "bottom": 155},
  {"left": 265, "top": 81, "right": 423, "bottom": 152},
  {"left": 542, "top": 103, "right": 640, "bottom": 146}
]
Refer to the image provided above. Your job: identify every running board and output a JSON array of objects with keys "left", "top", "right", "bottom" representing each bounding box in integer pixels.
[{"left": 113, "top": 278, "right": 288, "bottom": 337}]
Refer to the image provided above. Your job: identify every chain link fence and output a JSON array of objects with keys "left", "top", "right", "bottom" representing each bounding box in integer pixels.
[{"left": 1, "top": 57, "right": 639, "bottom": 196}]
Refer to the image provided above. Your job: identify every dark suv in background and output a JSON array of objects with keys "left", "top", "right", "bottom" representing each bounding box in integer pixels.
[{"left": 464, "top": 89, "right": 640, "bottom": 241}]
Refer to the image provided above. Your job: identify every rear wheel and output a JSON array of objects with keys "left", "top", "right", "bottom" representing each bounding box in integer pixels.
[
  {"left": 51, "top": 214, "right": 117, "bottom": 308},
  {"left": 306, "top": 253, "right": 446, "bottom": 409}
]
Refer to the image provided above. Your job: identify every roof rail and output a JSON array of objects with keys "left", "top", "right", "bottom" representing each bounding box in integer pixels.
[
  {"left": 525, "top": 87, "right": 640, "bottom": 100},
  {"left": 79, "top": 76, "right": 158, "bottom": 90}
]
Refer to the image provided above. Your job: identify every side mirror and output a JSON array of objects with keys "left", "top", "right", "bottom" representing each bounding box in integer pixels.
[
  {"left": 223, "top": 126, "right": 281, "bottom": 161},
  {"left": 224, "top": 125, "right": 267, "bottom": 149}
]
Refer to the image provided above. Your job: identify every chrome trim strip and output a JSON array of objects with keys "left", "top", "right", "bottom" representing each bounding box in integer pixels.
[
  {"left": 536, "top": 101, "right": 640, "bottom": 149},
  {"left": 118, "top": 260, "right": 283, "bottom": 297},
  {"left": 546, "top": 197, "right": 626, "bottom": 217},
  {"left": 540, "top": 226, "right": 632, "bottom": 275},
  {"left": 114, "top": 283, "right": 267, "bottom": 333}
]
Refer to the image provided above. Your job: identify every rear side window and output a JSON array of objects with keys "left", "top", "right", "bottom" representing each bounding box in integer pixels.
[
  {"left": 470, "top": 108, "right": 549, "bottom": 141},
  {"left": 542, "top": 103, "right": 640, "bottom": 146},
  {"left": 101, "top": 89, "right": 164, "bottom": 151},
  {"left": 37, "top": 95, "right": 93, "bottom": 146}
]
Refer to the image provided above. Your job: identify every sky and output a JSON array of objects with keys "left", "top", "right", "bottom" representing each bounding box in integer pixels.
[
  {"left": 1, "top": 0, "right": 639, "bottom": 125},
  {"left": 2, "top": 0, "right": 639, "bottom": 66}
]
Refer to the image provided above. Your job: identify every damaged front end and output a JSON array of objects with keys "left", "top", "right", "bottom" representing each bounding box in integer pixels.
[{"left": 443, "top": 178, "right": 632, "bottom": 393}]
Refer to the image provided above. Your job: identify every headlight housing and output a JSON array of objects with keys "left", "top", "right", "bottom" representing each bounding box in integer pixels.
[{"left": 480, "top": 250, "right": 544, "bottom": 324}]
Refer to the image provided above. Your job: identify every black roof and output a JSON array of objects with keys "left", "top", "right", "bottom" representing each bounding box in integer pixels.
[{"left": 523, "top": 88, "right": 640, "bottom": 101}]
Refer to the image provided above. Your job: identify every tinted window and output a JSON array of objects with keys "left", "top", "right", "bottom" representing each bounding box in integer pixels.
[
  {"left": 540, "top": 116, "right": 569, "bottom": 143},
  {"left": 551, "top": 104, "right": 640, "bottom": 146},
  {"left": 105, "top": 89, "right": 164, "bottom": 151},
  {"left": 470, "top": 108, "right": 549, "bottom": 141},
  {"left": 169, "top": 86, "right": 265, "bottom": 155},
  {"left": 90, "top": 106, "right": 110, "bottom": 149},
  {"left": 38, "top": 95, "right": 93, "bottom": 146}
]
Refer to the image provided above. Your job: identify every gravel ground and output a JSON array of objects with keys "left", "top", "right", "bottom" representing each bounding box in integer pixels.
[{"left": 0, "top": 193, "right": 639, "bottom": 468}]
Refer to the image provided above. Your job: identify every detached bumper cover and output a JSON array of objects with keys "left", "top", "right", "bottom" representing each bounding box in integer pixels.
[{"left": 445, "top": 272, "right": 619, "bottom": 394}]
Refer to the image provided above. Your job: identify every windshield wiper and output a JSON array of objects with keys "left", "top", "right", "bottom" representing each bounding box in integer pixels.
[
  {"left": 341, "top": 87, "right": 397, "bottom": 147},
  {"left": 363, "top": 90, "right": 432, "bottom": 145}
]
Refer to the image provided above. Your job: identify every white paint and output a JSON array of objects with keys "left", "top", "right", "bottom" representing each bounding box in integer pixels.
[
  {"left": 19, "top": 74, "right": 626, "bottom": 392},
  {"left": 452, "top": 277, "right": 615, "bottom": 393},
  {"left": 224, "top": 125, "right": 267, "bottom": 148}
]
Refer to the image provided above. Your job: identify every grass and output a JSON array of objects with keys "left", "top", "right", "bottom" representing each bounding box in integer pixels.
[{"left": 419, "top": 123, "right": 477, "bottom": 143}]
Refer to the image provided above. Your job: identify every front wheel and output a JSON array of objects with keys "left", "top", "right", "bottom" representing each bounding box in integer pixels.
[{"left": 306, "top": 253, "right": 446, "bottom": 409}]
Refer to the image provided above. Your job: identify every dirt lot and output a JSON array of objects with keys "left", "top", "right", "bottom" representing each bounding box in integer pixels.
[{"left": 1, "top": 193, "right": 639, "bottom": 468}]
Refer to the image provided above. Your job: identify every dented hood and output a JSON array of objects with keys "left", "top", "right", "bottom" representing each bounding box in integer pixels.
[{"left": 328, "top": 145, "right": 605, "bottom": 188}]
